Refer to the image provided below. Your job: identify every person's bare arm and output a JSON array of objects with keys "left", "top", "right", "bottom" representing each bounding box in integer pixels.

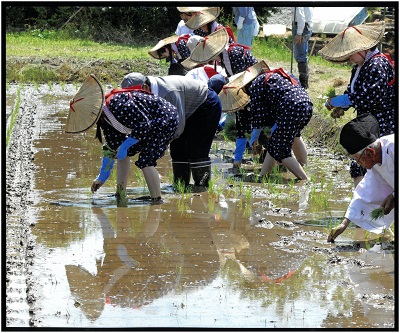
[{"left": 327, "top": 218, "right": 351, "bottom": 242}]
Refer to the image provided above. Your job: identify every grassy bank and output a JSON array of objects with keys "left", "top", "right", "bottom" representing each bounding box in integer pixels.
[{"left": 6, "top": 30, "right": 349, "bottom": 84}]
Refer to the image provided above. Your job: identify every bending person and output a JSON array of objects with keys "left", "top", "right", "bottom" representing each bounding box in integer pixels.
[{"left": 327, "top": 114, "right": 395, "bottom": 242}]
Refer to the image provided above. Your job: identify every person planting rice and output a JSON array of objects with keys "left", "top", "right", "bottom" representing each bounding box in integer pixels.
[
  {"left": 219, "top": 61, "right": 312, "bottom": 180},
  {"left": 119, "top": 71, "right": 222, "bottom": 194},
  {"left": 327, "top": 114, "right": 395, "bottom": 242},
  {"left": 65, "top": 75, "right": 179, "bottom": 205},
  {"left": 185, "top": 7, "right": 236, "bottom": 45},
  {"left": 182, "top": 27, "right": 260, "bottom": 172},
  {"left": 319, "top": 21, "right": 395, "bottom": 188},
  {"left": 148, "top": 34, "right": 191, "bottom": 76}
]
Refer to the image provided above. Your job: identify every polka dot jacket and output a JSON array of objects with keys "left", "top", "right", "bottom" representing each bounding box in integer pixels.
[
  {"left": 224, "top": 44, "right": 258, "bottom": 76},
  {"left": 101, "top": 91, "right": 178, "bottom": 169},
  {"left": 249, "top": 72, "right": 313, "bottom": 162},
  {"left": 345, "top": 54, "right": 395, "bottom": 137}
]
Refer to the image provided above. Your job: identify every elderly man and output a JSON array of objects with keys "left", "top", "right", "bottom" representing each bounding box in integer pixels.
[
  {"left": 120, "top": 72, "right": 222, "bottom": 191},
  {"left": 328, "top": 114, "right": 395, "bottom": 242}
]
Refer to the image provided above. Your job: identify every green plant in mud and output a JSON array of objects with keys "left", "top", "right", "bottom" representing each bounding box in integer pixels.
[
  {"left": 134, "top": 168, "right": 147, "bottom": 189},
  {"left": 116, "top": 184, "right": 128, "bottom": 207},
  {"left": 174, "top": 179, "right": 187, "bottom": 195},
  {"left": 177, "top": 195, "right": 191, "bottom": 216},
  {"left": 6, "top": 87, "right": 21, "bottom": 149},
  {"left": 326, "top": 87, "right": 337, "bottom": 98},
  {"left": 212, "top": 141, "right": 219, "bottom": 154}
]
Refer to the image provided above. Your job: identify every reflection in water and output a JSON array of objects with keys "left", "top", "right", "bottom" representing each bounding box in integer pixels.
[{"left": 9, "top": 84, "right": 394, "bottom": 329}]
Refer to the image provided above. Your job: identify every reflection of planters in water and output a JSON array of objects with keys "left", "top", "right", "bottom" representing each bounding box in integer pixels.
[{"left": 65, "top": 206, "right": 220, "bottom": 319}]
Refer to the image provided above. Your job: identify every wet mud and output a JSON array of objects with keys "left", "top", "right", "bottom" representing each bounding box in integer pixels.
[{"left": 5, "top": 84, "right": 395, "bottom": 329}]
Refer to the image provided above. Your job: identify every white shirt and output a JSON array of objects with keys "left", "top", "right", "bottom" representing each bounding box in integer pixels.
[
  {"left": 292, "top": 7, "right": 313, "bottom": 35},
  {"left": 185, "top": 65, "right": 226, "bottom": 83},
  {"left": 345, "top": 135, "right": 395, "bottom": 233},
  {"left": 175, "top": 20, "right": 193, "bottom": 36}
]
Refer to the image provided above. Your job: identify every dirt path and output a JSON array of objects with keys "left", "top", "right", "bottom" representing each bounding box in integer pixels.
[{"left": 5, "top": 87, "right": 39, "bottom": 326}]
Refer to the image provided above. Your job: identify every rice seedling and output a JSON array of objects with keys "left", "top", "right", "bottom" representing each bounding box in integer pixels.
[
  {"left": 326, "top": 87, "right": 336, "bottom": 98},
  {"left": 213, "top": 141, "right": 219, "bottom": 154},
  {"left": 116, "top": 184, "right": 128, "bottom": 207},
  {"left": 176, "top": 193, "right": 191, "bottom": 216},
  {"left": 369, "top": 207, "right": 385, "bottom": 220},
  {"left": 47, "top": 81, "right": 53, "bottom": 91},
  {"left": 134, "top": 168, "right": 146, "bottom": 188},
  {"left": 174, "top": 179, "right": 186, "bottom": 195},
  {"left": 244, "top": 186, "right": 252, "bottom": 205},
  {"left": 242, "top": 203, "right": 252, "bottom": 218}
]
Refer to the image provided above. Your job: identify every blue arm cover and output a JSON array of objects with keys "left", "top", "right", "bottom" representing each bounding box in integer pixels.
[
  {"left": 249, "top": 128, "right": 262, "bottom": 146},
  {"left": 234, "top": 137, "right": 248, "bottom": 162},
  {"left": 116, "top": 137, "right": 139, "bottom": 160},
  {"left": 97, "top": 156, "right": 115, "bottom": 183},
  {"left": 331, "top": 94, "right": 352, "bottom": 108},
  {"left": 271, "top": 123, "right": 277, "bottom": 134}
]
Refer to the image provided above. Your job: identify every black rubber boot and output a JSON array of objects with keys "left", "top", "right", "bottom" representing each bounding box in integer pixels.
[
  {"left": 190, "top": 158, "right": 212, "bottom": 189},
  {"left": 172, "top": 160, "right": 191, "bottom": 190},
  {"left": 298, "top": 62, "right": 309, "bottom": 89}
]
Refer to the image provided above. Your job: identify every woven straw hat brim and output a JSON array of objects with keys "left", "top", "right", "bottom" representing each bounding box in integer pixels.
[
  {"left": 318, "top": 21, "right": 385, "bottom": 62},
  {"left": 177, "top": 7, "right": 206, "bottom": 13},
  {"left": 148, "top": 35, "right": 179, "bottom": 59},
  {"left": 181, "top": 57, "right": 201, "bottom": 70},
  {"left": 239, "top": 60, "right": 270, "bottom": 89},
  {"left": 181, "top": 28, "right": 228, "bottom": 69},
  {"left": 185, "top": 7, "right": 221, "bottom": 30},
  {"left": 65, "top": 74, "right": 104, "bottom": 133},
  {"left": 218, "top": 72, "right": 250, "bottom": 113}
]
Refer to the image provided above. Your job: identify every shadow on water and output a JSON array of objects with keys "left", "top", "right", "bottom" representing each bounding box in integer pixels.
[{"left": 7, "top": 84, "right": 395, "bottom": 329}]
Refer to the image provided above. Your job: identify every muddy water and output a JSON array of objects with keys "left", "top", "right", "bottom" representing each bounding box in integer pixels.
[{"left": 6, "top": 84, "right": 395, "bottom": 329}]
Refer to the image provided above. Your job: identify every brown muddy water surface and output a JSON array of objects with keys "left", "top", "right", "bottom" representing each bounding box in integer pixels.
[{"left": 5, "top": 84, "right": 396, "bottom": 329}]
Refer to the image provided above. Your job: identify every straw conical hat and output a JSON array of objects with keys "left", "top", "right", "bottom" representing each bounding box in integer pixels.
[
  {"left": 239, "top": 60, "right": 270, "bottom": 89},
  {"left": 181, "top": 27, "right": 229, "bottom": 69},
  {"left": 148, "top": 35, "right": 179, "bottom": 59},
  {"left": 185, "top": 7, "right": 221, "bottom": 30},
  {"left": 65, "top": 74, "right": 104, "bottom": 133},
  {"left": 177, "top": 7, "right": 206, "bottom": 13},
  {"left": 218, "top": 72, "right": 250, "bottom": 113},
  {"left": 318, "top": 21, "right": 386, "bottom": 62}
]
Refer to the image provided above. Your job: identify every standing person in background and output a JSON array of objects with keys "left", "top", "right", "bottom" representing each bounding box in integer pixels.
[
  {"left": 292, "top": 7, "right": 313, "bottom": 89},
  {"left": 233, "top": 7, "right": 259, "bottom": 47}
]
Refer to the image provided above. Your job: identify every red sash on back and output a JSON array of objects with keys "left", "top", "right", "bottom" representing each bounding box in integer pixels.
[
  {"left": 203, "top": 66, "right": 219, "bottom": 78},
  {"left": 372, "top": 53, "right": 395, "bottom": 86},
  {"left": 105, "top": 86, "right": 149, "bottom": 106},
  {"left": 264, "top": 68, "right": 299, "bottom": 86}
]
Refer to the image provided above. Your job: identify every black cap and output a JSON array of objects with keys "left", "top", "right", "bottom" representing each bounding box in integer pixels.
[{"left": 340, "top": 114, "right": 380, "bottom": 154}]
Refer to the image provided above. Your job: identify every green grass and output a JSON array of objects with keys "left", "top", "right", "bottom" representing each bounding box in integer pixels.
[
  {"left": 6, "top": 87, "right": 21, "bottom": 149},
  {"left": 6, "top": 31, "right": 150, "bottom": 60}
]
